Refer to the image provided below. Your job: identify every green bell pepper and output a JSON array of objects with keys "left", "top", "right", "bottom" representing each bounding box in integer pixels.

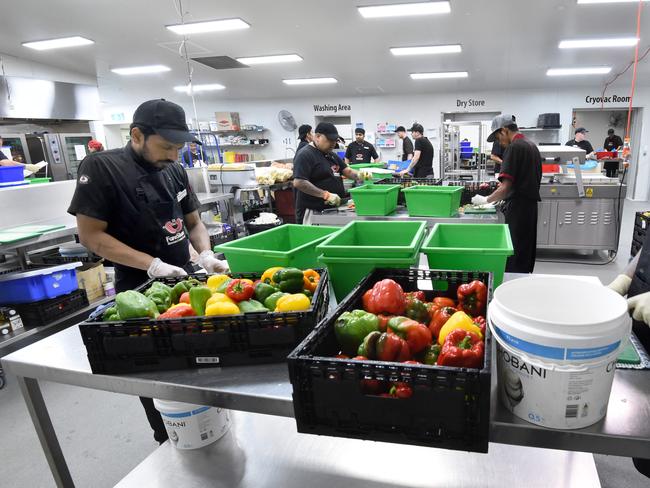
[
  {"left": 115, "top": 291, "right": 159, "bottom": 319},
  {"left": 254, "top": 282, "right": 278, "bottom": 303},
  {"left": 272, "top": 268, "right": 305, "bottom": 293},
  {"left": 405, "top": 297, "right": 429, "bottom": 323},
  {"left": 216, "top": 278, "right": 234, "bottom": 294},
  {"left": 189, "top": 286, "right": 212, "bottom": 316},
  {"left": 170, "top": 278, "right": 203, "bottom": 304},
  {"left": 264, "top": 291, "right": 288, "bottom": 311},
  {"left": 102, "top": 305, "right": 121, "bottom": 322},
  {"left": 237, "top": 299, "right": 269, "bottom": 313},
  {"left": 423, "top": 344, "right": 441, "bottom": 365},
  {"left": 144, "top": 281, "right": 173, "bottom": 313},
  {"left": 334, "top": 309, "right": 380, "bottom": 356}
]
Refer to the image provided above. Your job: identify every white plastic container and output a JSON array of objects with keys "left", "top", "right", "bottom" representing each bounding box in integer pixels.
[
  {"left": 153, "top": 399, "right": 231, "bottom": 449},
  {"left": 488, "top": 276, "right": 630, "bottom": 429}
]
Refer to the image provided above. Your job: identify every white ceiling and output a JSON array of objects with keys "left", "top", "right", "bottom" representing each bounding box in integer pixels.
[{"left": 2, "top": 0, "right": 649, "bottom": 103}]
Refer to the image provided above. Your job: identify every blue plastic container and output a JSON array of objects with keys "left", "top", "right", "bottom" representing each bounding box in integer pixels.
[
  {"left": 0, "top": 166, "right": 24, "bottom": 184},
  {"left": 0, "top": 263, "right": 82, "bottom": 304},
  {"left": 386, "top": 160, "right": 411, "bottom": 172}
]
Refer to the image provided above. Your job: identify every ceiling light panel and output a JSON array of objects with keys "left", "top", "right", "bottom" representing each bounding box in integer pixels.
[
  {"left": 283, "top": 78, "right": 338, "bottom": 85},
  {"left": 174, "top": 83, "right": 226, "bottom": 93},
  {"left": 111, "top": 65, "right": 171, "bottom": 75},
  {"left": 22, "top": 36, "right": 94, "bottom": 50},
  {"left": 236, "top": 54, "right": 303, "bottom": 65},
  {"left": 577, "top": 0, "right": 648, "bottom": 4},
  {"left": 410, "top": 71, "right": 468, "bottom": 79},
  {"left": 166, "top": 18, "right": 250, "bottom": 35},
  {"left": 359, "top": 1, "right": 450, "bottom": 18},
  {"left": 559, "top": 38, "right": 638, "bottom": 48},
  {"left": 391, "top": 44, "right": 461, "bottom": 56},
  {"left": 546, "top": 67, "right": 611, "bottom": 76}
]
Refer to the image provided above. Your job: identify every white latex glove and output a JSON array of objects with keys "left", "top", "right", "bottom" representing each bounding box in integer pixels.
[
  {"left": 471, "top": 194, "right": 489, "bottom": 206},
  {"left": 147, "top": 257, "right": 187, "bottom": 278},
  {"left": 358, "top": 170, "right": 373, "bottom": 181},
  {"left": 25, "top": 164, "right": 41, "bottom": 173},
  {"left": 607, "top": 274, "right": 632, "bottom": 296},
  {"left": 198, "top": 250, "right": 230, "bottom": 273},
  {"left": 324, "top": 191, "right": 341, "bottom": 207},
  {"left": 628, "top": 292, "right": 650, "bottom": 324}
]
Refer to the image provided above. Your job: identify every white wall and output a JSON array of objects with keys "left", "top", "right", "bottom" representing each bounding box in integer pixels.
[{"left": 101, "top": 85, "right": 650, "bottom": 200}]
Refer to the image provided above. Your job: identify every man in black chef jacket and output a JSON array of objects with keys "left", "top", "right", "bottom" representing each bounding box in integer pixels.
[
  {"left": 566, "top": 127, "right": 595, "bottom": 159},
  {"left": 398, "top": 124, "right": 434, "bottom": 177},
  {"left": 604, "top": 128, "right": 624, "bottom": 152},
  {"left": 472, "top": 114, "right": 542, "bottom": 273},
  {"left": 490, "top": 140, "right": 504, "bottom": 174},
  {"left": 293, "top": 122, "right": 362, "bottom": 224},
  {"left": 396, "top": 126, "right": 414, "bottom": 162},
  {"left": 608, "top": 250, "right": 650, "bottom": 479},
  {"left": 344, "top": 128, "right": 380, "bottom": 164},
  {"left": 68, "top": 99, "right": 229, "bottom": 443}
]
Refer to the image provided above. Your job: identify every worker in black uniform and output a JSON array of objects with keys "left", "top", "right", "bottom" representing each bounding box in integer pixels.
[
  {"left": 472, "top": 114, "right": 542, "bottom": 273},
  {"left": 68, "top": 99, "right": 229, "bottom": 443},
  {"left": 604, "top": 128, "right": 624, "bottom": 152},
  {"left": 181, "top": 142, "right": 206, "bottom": 168},
  {"left": 398, "top": 123, "right": 434, "bottom": 177},
  {"left": 608, "top": 250, "right": 650, "bottom": 479},
  {"left": 344, "top": 128, "right": 380, "bottom": 164},
  {"left": 297, "top": 124, "right": 312, "bottom": 153},
  {"left": 490, "top": 140, "right": 504, "bottom": 174},
  {"left": 293, "top": 122, "right": 363, "bottom": 224},
  {"left": 566, "top": 128, "right": 595, "bottom": 159},
  {"left": 396, "top": 126, "right": 414, "bottom": 162}
]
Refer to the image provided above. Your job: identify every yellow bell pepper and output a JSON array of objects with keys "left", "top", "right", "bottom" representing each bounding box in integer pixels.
[
  {"left": 205, "top": 301, "right": 241, "bottom": 316},
  {"left": 438, "top": 311, "right": 483, "bottom": 345},
  {"left": 275, "top": 293, "right": 311, "bottom": 312},
  {"left": 261, "top": 267, "right": 284, "bottom": 285},
  {"left": 206, "top": 293, "right": 235, "bottom": 307},
  {"left": 239, "top": 279, "right": 254, "bottom": 286},
  {"left": 207, "top": 274, "right": 230, "bottom": 292}
]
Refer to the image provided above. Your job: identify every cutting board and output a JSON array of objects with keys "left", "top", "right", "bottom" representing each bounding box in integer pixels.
[
  {"left": 0, "top": 231, "right": 42, "bottom": 244},
  {"left": 463, "top": 206, "right": 497, "bottom": 214},
  {"left": 3, "top": 224, "right": 66, "bottom": 234}
]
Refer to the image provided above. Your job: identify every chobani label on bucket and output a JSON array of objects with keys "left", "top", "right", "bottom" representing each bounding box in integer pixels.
[{"left": 497, "top": 345, "right": 617, "bottom": 429}]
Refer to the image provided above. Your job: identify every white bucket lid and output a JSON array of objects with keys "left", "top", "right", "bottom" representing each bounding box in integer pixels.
[{"left": 489, "top": 276, "right": 630, "bottom": 362}]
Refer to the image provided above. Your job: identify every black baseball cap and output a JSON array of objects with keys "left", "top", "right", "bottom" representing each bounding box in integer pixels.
[
  {"left": 315, "top": 122, "right": 339, "bottom": 141},
  {"left": 409, "top": 123, "right": 424, "bottom": 133},
  {"left": 575, "top": 127, "right": 589, "bottom": 135},
  {"left": 607, "top": 128, "right": 615, "bottom": 135},
  {"left": 355, "top": 128, "right": 365, "bottom": 135},
  {"left": 132, "top": 99, "right": 200, "bottom": 144},
  {"left": 396, "top": 126, "right": 406, "bottom": 132}
]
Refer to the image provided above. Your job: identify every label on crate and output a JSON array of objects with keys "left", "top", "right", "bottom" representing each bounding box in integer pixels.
[{"left": 195, "top": 356, "right": 220, "bottom": 364}]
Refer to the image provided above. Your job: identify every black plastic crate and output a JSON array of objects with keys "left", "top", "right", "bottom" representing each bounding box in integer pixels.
[
  {"left": 288, "top": 268, "right": 492, "bottom": 453},
  {"left": 634, "top": 211, "right": 650, "bottom": 231},
  {"left": 10, "top": 289, "right": 89, "bottom": 329},
  {"left": 375, "top": 177, "right": 442, "bottom": 205},
  {"left": 209, "top": 229, "right": 237, "bottom": 248},
  {"left": 245, "top": 218, "right": 283, "bottom": 235},
  {"left": 29, "top": 248, "right": 101, "bottom": 265},
  {"left": 80, "top": 270, "right": 330, "bottom": 374},
  {"left": 445, "top": 181, "right": 498, "bottom": 206}
]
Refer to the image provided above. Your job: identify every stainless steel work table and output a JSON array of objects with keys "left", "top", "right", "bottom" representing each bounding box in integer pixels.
[
  {"left": 2, "top": 274, "right": 649, "bottom": 487},
  {"left": 310, "top": 206, "right": 502, "bottom": 226}
]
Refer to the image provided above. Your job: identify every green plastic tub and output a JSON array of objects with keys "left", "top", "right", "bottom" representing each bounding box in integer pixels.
[
  {"left": 349, "top": 184, "right": 400, "bottom": 216},
  {"left": 318, "top": 252, "right": 418, "bottom": 301},
  {"left": 349, "top": 163, "right": 385, "bottom": 170},
  {"left": 421, "top": 223, "right": 513, "bottom": 287},
  {"left": 214, "top": 224, "right": 340, "bottom": 273},
  {"left": 317, "top": 220, "right": 427, "bottom": 258},
  {"left": 402, "top": 185, "right": 464, "bottom": 217}
]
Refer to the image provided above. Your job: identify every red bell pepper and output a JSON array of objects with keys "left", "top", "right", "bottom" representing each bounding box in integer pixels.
[
  {"left": 428, "top": 306, "right": 456, "bottom": 339},
  {"left": 377, "top": 314, "right": 393, "bottom": 332},
  {"left": 437, "top": 329, "right": 484, "bottom": 369},
  {"left": 179, "top": 291, "right": 190, "bottom": 304},
  {"left": 473, "top": 316, "right": 487, "bottom": 336},
  {"left": 390, "top": 382, "right": 413, "bottom": 399},
  {"left": 362, "top": 279, "right": 406, "bottom": 315},
  {"left": 457, "top": 280, "right": 487, "bottom": 317},
  {"left": 156, "top": 303, "right": 196, "bottom": 319},
  {"left": 405, "top": 291, "right": 426, "bottom": 302},
  {"left": 433, "top": 297, "right": 456, "bottom": 308},
  {"left": 226, "top": 279, "right": 255, "bottom": 302},
  {"left": 387, "top": 316, "right": 432, "bottom": 354},
  {"left": 425, "top": 302, "right": 439, "bottom": 320},
  {"left": 358, "top": 331, "right": 411, "bottom": 362}
]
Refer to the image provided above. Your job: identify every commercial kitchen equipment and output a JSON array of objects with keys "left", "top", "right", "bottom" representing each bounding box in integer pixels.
[{"left": 26, "top": 133, "right": 93, "bottom": 181}]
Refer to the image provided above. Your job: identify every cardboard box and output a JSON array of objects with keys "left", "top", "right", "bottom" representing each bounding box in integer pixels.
[
  {"left": 76, "top": 262, "right": 106, "bottom": 302},
  {"left": 214, "top": 112, "right": 241, "bottom": 131}
]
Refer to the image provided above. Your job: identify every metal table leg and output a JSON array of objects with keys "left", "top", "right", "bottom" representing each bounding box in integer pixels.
[{"left": 16, "top": 376, "right": 75, "bottom": 488}]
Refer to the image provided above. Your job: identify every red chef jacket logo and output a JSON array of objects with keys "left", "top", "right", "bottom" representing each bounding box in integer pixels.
[{"left": 162, "top": 218, "right": 186, "bottom": 245}]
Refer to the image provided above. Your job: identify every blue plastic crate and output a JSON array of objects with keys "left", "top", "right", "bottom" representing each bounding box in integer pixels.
[
  {"left": 0, "top": 166, "right": 24, "bottom": 184},
  {"left": 0, "top": 263, "right": 82, "bottom": 304},
  {"left": 386, "top": 160, "right": 411, "bottom": 172}
]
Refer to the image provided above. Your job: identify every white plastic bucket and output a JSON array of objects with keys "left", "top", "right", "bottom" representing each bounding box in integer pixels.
[
  {"left": 153, "top": 399, "right": 231, "bottom": 449},
  {"left": 488, "top": 276, "right": 630, "bottom": 429}
]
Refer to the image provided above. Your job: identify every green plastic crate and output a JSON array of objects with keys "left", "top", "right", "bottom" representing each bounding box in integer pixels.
[
  {"left": 318, "top": 252, "right": 418, "bottom": 301},
  {"left": 214, "top": 224, "right": 340, "bottom": 273},
  {"left": 349, "top": 184, "right": 400, "bottom": 216},
  {"left": 421, "top": 223, "right": 513, "bottom": 287},
  {"left": 349, "top": 163, "right": 385, "bottom": 170},
  {"left": 317, "top": 220, "right": 426, "bottom": 258},
  {"left": 27, "top": 177, "right": 52, "bottom": 184},
  {"left": 402, "top": 185, "right": 464, "bottom": 217}
]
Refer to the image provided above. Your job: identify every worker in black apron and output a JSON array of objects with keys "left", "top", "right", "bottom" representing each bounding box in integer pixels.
[
  {"left": 68, "top": 99, "right": 229, "bottom": 443},
  {"left": 398, "top": 124, "right": 434, "bottom": 178},
  {"left": 608, "top": 248, "right": 650, "bottom": 479},
  {"left": 472, "top": 114, "right": 542, "bottom": 273}
]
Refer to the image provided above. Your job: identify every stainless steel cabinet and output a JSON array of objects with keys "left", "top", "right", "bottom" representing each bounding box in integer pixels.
[
  {"left": 554, "top": 199, "right": 616, "bottom": 248},
  {"left": 536, "top": 201, "right": 552, "bottom": 245}
]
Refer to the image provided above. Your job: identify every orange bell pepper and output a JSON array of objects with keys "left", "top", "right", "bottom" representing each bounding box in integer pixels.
[{"left": 303, "top": 269, "right": 320, "bottom": 293}]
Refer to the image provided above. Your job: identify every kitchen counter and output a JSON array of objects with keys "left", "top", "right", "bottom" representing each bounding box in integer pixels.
[{"left": 311, "top": 206, "right": 501, "bottom": 226}]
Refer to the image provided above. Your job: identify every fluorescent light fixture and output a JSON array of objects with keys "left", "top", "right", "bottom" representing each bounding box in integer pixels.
[
  {"left": 22, "top": 36, "right": 93, "bottom": 51},
  {"left": 166, "top": 18, "right": 250, "bottom": 35},
  {"left": 359, "top": 1, "right": 450, "bottom": 18},
  {"left": 577, "top": 0, "right": 649, "bottom": 4},
  {"left": 236, "top": 54, "right": 303, "bottom": 65},
  {"left": 391, "top": 44, "right": 461, "bottom": 56},
  {"left": 559, "top": 37, "right": 638, "bottom": 48},
  {"left": 111, "top": 65, "right": 171, "bottom": 75},
  {"left": 283, "top": 77, "right": 338, "bottom": 85},
  {"left": 174, "top": 83, "right": 226, "bottom": 93},
  {"left": 410, "top": 71, "right": 468, "bottom": 79},
  {"left": 546, "top": 67, "right": 611, "bottom": 76}
]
